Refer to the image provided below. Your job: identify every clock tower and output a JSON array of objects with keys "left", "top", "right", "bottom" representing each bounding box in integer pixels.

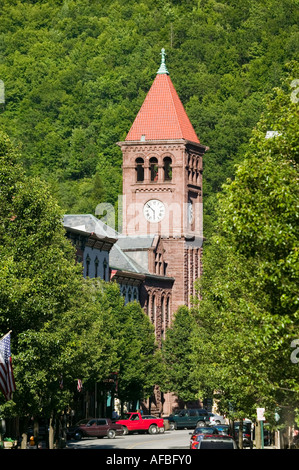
[{"left": 117, "top": 49, "right": 208, "bottom": 316}]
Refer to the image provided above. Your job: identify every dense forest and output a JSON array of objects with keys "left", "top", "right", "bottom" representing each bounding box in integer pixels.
[
  {"left": 0, "top": 0, "right": 298, "bottom": 236},
  {"left": 0, "top": 1, "right": 298, "bottom": 445}
]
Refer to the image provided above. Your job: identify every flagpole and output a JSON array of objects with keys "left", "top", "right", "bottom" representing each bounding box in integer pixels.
[
  {"left": 0, "top": 330, "right": 12, "bottom": 341},
  {"left": 0, "top": 330, "right": 13, "bottom": 444}
]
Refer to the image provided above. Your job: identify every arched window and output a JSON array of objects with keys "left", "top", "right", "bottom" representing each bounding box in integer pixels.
[
  {"left": 163, "top": 261, "right": 167, "bottom": 276},
  {"left": 135, "top": 157, "right": 144, "bottom": 182},
  {"left": 163, "top": 157, "right": 172, "bottom": 181},
  {"left": 166, "top": 297, "right": 170, "bottom": 328},
  {"left": 150, "top": 157, "right": 158, "bottom": 182},
  {"left": 94, "top": 256, "right": 99, "bottom": 277},
  {"left": 85, "top": 254, "right": 90, "bottom": 277},
  {"left": 152, "top": 295, "right": 156, "bottom": 323},
  {"left": 127, "top": 287, "right": 132, "bottom": 303},
  {"left": 133, "top": 287, "right": 138, "bottom": 301},
  {"left": 155, "top": 252, "right": 163, "bottom": 275},
  {"left": 161, "top": 296, "right": 165, "bottom": 339},
  {"left": 145, "top": 294, "right": 150, "bottom": 316},
  {"left": 103, "top": 259, "right": 107, "bottom": 281}
]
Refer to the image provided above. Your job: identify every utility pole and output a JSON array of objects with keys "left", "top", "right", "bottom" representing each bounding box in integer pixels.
[
  {"left": 256, "top": 408, "right": 265, "bottom": 449},
  {"left": 255, "top": 420, "right": 261, "bottom": 448},
  {"left": 95, "top": 382, "right": 97, "bottom": 418}
]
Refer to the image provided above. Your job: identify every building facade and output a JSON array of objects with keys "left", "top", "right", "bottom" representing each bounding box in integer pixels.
[
  {"left": 63, "top": 214, "right": 118, "bottom": 281},
  {"left": 118, "top": 49, "right": 207, "bottom": 318},
  {"left": 63, "top": 50, "right": 207, "bottom": 416},
  {"left": 115, "top": 50, "right": 208, "bottom": 415}
]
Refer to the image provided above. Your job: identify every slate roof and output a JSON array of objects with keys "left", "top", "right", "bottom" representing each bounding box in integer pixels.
[
  {"left": 63, "top": 214, "right": 118, "bottom": 239},
  {"left": 63, "top": 215, "right": 150, "bottom": 273},
  {"left": 116, "top": 235, "right": 156, "bottom": 250},
  {"left": 109, "top": 243, "right": 148, "bottom": 274}
]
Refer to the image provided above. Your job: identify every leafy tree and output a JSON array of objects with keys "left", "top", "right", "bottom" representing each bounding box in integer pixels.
[
  {"left": 190, "top": 70, "right": 299, "bottom": 425},
  {"left": 191, "top": 235, "right": 276, "bottom": 420},
  {"left": 0, "top": 133, "right": 117, "bottom": 446},
  {"left": 161, "top": 306, "right": 199, "bottom": 403},
  {"left": 96, "top": 282, "right": 158, "bottom": 405},
  {"left": 221, "top": 64, "right": 299, "bottom": 317}
]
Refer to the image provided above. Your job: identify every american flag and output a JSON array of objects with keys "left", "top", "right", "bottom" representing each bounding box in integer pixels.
[
  {"left": 0, "top": 332, "right": 16, "bottom": 401},
  {"left": 77, "top": 379, "right": 82, "bottom": 392}
]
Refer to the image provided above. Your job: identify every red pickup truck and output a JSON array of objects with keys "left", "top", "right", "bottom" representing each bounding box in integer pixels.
[{"left": 116, "top": 412, "right": 165, "bottom": 435}]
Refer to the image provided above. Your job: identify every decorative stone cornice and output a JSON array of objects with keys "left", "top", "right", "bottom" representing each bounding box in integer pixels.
[{"left": 134, "top": 187, "right": 174, "bottom": 193}]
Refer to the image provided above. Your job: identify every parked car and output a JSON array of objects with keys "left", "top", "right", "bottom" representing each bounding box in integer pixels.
[
  {"left": 141, "top": 415, "right": 167, "bottom": 433},
  {"left": 208, "top": 412, "right": 226, "bottom": 425},
  {"left": 196, "top": 435, "right": 238, "bottom": 449},
  {"left": 166, "top": 409, "right": 209, "bottom": 430},
  {"left": 67, "top": 418, "right": 124, "bottom": 441},
  {"left": 213, "top": 424, "right": 232, "bottom": 436},
  {"left": 233, "top": 422, "right": 253, "bottom": 449},
  {"left": 189, "top": 426, "right": 219, "bottom": 449}
]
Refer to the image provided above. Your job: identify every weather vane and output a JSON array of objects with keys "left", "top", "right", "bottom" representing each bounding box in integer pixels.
[{"left": 157, "top": 48, "right": 169, "bottom": 75}]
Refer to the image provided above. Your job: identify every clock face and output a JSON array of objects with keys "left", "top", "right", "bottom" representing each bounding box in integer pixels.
[{"left": 143, "top": 199, "right": 165, "bottom": 222}]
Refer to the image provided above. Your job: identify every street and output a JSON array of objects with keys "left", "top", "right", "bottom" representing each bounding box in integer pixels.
[{"left": 66, "top": 429, "right": 190, "bottom": 450}]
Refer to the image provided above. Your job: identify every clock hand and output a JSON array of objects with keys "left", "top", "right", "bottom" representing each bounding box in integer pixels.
[
  {"left": 145, "top": 203, "right": 155, "bottom": 221},
  {"left": 147, "top": 204, "right": 155, "bottom": 215}
]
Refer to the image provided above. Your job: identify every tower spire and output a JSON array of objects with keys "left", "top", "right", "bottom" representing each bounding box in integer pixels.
[{"left": 157, "top": 48, "right": 169, "bottom": 75}]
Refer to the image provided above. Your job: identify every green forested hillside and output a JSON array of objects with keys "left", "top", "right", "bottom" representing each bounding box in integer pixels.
[{"left": 0, "top": 0, "right": 298, "bottom": 234}]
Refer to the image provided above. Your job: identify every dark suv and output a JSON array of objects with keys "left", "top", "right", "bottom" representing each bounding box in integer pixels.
[{"left": 167, "top": 409, "right": 209, "bottom": 430}]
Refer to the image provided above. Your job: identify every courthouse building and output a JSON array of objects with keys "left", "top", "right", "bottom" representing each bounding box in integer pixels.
[{"left": 64, "top": 50, "right": 208, "bottom": 415}]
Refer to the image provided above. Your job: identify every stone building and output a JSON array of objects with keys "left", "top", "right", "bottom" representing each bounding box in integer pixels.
[
  {"left": 118, "top": 49, "right": 208, "bottom": 320},
  {"left": 114, "top": 49, "right": 208, "bottom": 415},
  {"left": 63, "top": 213, "right": 118, "bottom": 281},
  {"left": 63, "top": 50, "right": 207, "bottom": 416}
]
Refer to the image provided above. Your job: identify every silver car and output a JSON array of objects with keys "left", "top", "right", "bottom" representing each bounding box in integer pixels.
[
  {"left": 208, "top": 412, "right": 226, "bottom": 425},
  {"left": 197, "top": 436, "right": 238, "bottom": 449}
]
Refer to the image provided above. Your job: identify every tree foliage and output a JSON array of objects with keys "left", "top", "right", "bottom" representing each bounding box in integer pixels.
[
  {"left": 0, "top": 132, "right": 158, "bottom": 423},
  {"left": 221, "top": 65, "right": 299, "bottom": 316},
  {"left": 0, "top": 0, "right": 297, "bottom": 232},
  {"left": 93, "top": 281, "right": 158, "bottom": 403},
  {"left": 161, "top": 306, "right": 199, "bottom": 402},
  {"left": 190, "top": 71, "right": 299, "bottom": 421}
]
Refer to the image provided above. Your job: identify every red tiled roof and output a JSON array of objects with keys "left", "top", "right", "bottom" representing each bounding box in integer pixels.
[{"left": 125, "top": 73, "right": 200, "bottom": 143}]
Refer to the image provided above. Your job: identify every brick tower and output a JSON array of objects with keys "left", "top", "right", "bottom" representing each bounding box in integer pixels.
[{"left": 118, "top": 49, "right": 208, "bottom": 318}]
